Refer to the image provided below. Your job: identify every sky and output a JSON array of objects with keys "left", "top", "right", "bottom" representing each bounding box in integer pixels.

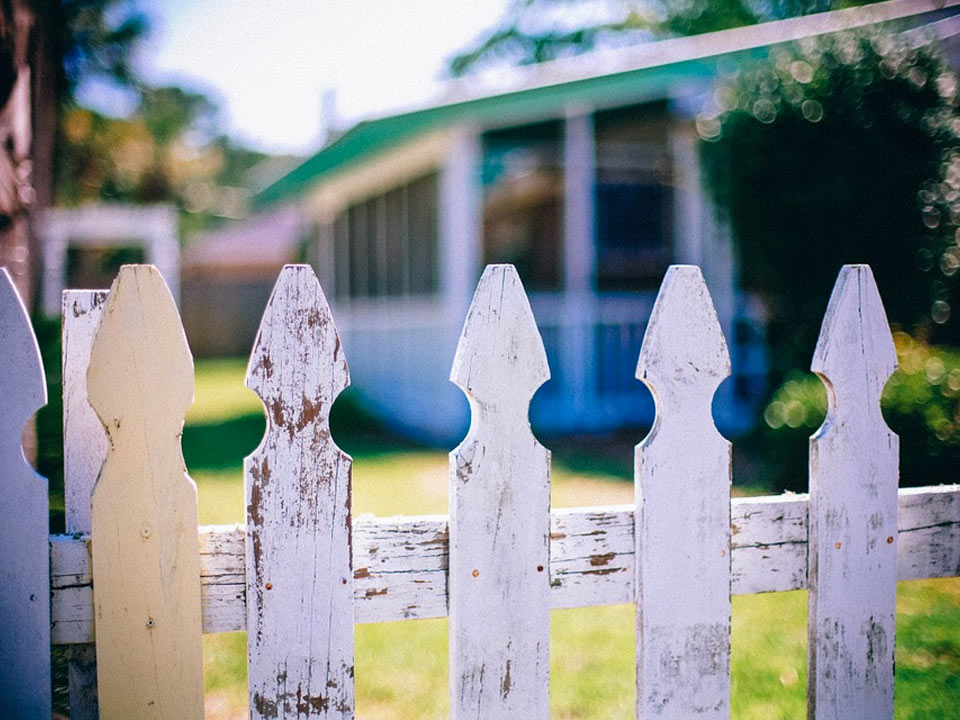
[{"left": 118, "top": 0, "right": 514, "bottom": 156}]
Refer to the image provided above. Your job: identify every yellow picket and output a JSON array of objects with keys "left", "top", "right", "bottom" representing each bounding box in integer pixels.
[{"left": 88, "top": 265, "right": 203, "bottom": 719}]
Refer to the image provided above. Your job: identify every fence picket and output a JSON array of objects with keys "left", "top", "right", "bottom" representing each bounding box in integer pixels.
[
  {"left": 87, "top": 265, "right": 203, "bottom": 718},
  {"left": 0, "top": 259, "right": 949, "bottom": 718},
  {"left": 62, "top": 289, "right": 109, "bottom": 720},
  {"left": 808, "top": 264, "right": 898, "bottom": 720},
  {"left": 635, "top": 265, "right": 732, "bottom": 718},
  {"left": 449, "top": 264, "right": 551, "bottom": 720},
  {"left": 245, "top": 264, "right": 354, "bottom": 719},
  {"left": 0, "top": 267, "right": 50, "bottom": 720}
]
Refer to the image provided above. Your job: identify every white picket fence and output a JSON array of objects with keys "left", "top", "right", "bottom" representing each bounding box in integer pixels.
[{"left": 0, "top": 261, "right": 959, "bottom": 719}]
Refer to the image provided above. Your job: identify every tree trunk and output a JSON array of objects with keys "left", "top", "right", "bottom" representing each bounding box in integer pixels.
[{"left": 0, "top": 0, "right": 54, "bottom": 311}]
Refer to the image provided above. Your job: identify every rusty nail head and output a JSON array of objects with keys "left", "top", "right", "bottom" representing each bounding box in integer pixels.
[
  {"left": 834, "top": 542, "right": 842, "bottom": 549},
  {"left": 887, "top": 536, "right": 894, "bottom": 544},
  {"left": 536, "top": 565, "right": 544, "bottom": 572},
  {"left": 472, "top": 569, "right": 479, "bottom": 578},
  {"left": 265, "top": 582, "right": 273, "bottom": 590}
]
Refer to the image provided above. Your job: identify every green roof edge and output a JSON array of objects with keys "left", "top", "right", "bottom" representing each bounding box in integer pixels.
[{"left": 253, "top": 58, "right": 716, "bottom": 209}]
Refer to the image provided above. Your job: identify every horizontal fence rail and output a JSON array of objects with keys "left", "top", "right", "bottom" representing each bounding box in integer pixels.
[
  {"left": 48, "top": 485, "right": 960, "bottom": 643},
  {"left": 1, "top": 260, "right": 958, "bottom": 719}
]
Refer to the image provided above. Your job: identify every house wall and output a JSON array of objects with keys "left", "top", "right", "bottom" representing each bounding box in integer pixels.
[
  {"left": 181, "top": 270, "right": 279, "bottom": 357},
  {"left": 180, "top": 205, "right": 304, "bottom": 357},
  {"left": 303, "top": 130, "right": 455, "bottom": 224},
  {"left": 300, "top": 104, "right": 761, "bottom": 443}
]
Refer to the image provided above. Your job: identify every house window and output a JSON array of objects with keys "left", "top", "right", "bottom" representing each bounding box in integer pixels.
[
  {"left": 594, "top": 102, "right": 673, "bottom": 291},
  {"left": 332, "top": 172, "right": 439, "bottom": 299},
  {"left": 482, "top": 121, "right": 563, "bottom": 292}
]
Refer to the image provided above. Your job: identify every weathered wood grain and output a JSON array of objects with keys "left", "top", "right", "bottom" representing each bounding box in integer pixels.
[
  {"left": 449, "top": 265, "right": 551, "bottom": 719},
  {"left": 87, "top": 265, "right": 204, "bottom": 719},
  {"left": 48, "top": 485, "right": 960, "bottom": 642},
  {"left": 61, "top": 289, "right": 109, "bottom": 720},
  {"left": 730, "top": 494, "right": 807, "bottom": 595},
  {"left": 808, "top": 265, "right": 898, "bottom": 720},
  {"left": 0, "top": 267, "right": 50, "bottom": 720},
  {"left": 635, "top": 265, "right": 732, "bottom": 718},
  {"left": 245, "top": 264, "right": 354, "bottom": 719},
  {"left": 897, "top": 485, "right": 960, "bottom": 580},
  {"left": 63, "top": 290, "right": 109, "bottom": 534}
]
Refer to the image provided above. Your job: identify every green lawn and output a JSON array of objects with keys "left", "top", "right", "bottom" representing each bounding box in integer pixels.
[{"left": 184, "top": 359, "right": 960, "bottom": 719}]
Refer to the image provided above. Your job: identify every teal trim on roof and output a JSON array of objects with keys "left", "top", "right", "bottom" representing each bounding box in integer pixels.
[{"left": 255, "top": 58, "right": 716, "bottom": 208}]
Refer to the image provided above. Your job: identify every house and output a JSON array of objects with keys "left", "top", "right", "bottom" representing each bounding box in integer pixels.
[
  {"left": 181, "top": 205, "right": 303, "bottom": 356},
  {"left": 241, "top": 0, "right": 955, "bottom": 443}
]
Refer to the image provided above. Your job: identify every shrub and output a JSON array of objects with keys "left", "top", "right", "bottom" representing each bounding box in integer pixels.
[{"left": 761, "top": 331, "right": 960, "bottom": 491}]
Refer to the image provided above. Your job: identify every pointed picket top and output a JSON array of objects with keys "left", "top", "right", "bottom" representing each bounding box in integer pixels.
[
  {"left": 636, "top": 265, "right": 730, "bottom": 413},
  {"left": 634, "top": 265, "right": 732, "bottom": 719},
  {"left": 0, "top": 267, "right": 46, "bottom": 436},
  {"left": 449, "top": 264, "right": 551, "bottom": 719},
  {"left": 87, "top": 265, "right": 193, "bottom": 439},
  {"left": 808, "top": 264, "right": 898, "bottom": 719},
  {"left": 811, "top": 264, "right": 896, "bottom": 415},
  {"left": 88, "top": 264, "right": 203, "bottom": 719},
  {"left": 246, "top": 263, "right": 348, "bottom": 436},
  {"left": 0, "top": 267, "right": 51, "bottom": 719},
  {"left": 244, "top": 264, "right": 354, "bottom": 719},
  {"left": 450, "top": 264, "right": 549, "bottom": 418}
]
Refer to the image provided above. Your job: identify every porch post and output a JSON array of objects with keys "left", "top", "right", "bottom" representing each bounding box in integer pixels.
[
  {"left": 563, "top": 108, "right": 597, "bottom": 428},
  {"left": 671, "top": 121, "right": 738, "bottom": 427},
  {"left": 312, "top": 217, "right": 336, "bottom": 298},
  {"left": 439, "top": 127, "right": 482, "bottom": 323}
]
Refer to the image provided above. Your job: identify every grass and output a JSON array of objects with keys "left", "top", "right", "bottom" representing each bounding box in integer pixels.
[{"left": 45, "top": 356, "right": 960, "bottom": 717}]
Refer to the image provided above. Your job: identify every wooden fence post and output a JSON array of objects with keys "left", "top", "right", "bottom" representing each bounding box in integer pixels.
[
  {"left": 449, "top": 264, "right": 551, "bottom": 719},
  {"left": 808, "top": 264, "right": 898, "bottom": 720},
  {"left": 245, "top": 264, "right": 354, "bottom": 719},
  {"left": 62, "top": 289, "right": 109, "bottom": 720},
  {"left": 87, "top": 265, "right": 204, "bottom": 719},
  {"left": 0, "top": 267, "right": 50, "bottom": 720},
  {"left": 635, "top": 265, "right": 732, "bottom": 718}
]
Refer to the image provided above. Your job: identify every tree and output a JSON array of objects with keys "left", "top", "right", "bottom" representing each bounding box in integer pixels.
[
  {"left": 51, "top": 13, "right": 269, "bottom": 231},
  {"left": 56, "top": 93, "right": 267, "bottom": 232},
  {"left": 695, "top": 27, "right": 960, "bottom": 490},
  {"left": 448, "top": 0, "right": 870, "bottom": 77},
  {"left": 0, "top": 0, "right": 147, "bottom": 307},
  {"left": 700, "top": 28, "right": 959, "bottom": 374}
]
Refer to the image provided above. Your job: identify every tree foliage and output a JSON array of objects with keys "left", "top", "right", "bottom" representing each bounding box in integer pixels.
[
  {"left": 448, "top": 0, "right": 872, "bottom": 77},
  {"left": 59, "top": 0, "right": 148, "bottom": 95},
  {"left": 699, "top": 29, "right": 960, "bottom": 375},
  {"left": 53, "top": 2, "right": 270, "bottom": 231},
  {"left": 697, "top": 28, "right": 960, "bottom": 489},
  {"left": 760, "top": 333, "right": 960, "bottom": 489}
]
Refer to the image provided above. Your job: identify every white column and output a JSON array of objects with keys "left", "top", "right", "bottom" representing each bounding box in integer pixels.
[
  {"left": 562, "top": 108, "right": 597, "bottom": 426},
  {"left": 312, "top": 217, "right": 336, "bottom": 298},
  {"left": 438, "top": 127, "right": 484, "bottom": 431},
  {"left": 439, "top": 128, "right": 482, "bottom": 322},
  {"left": 671, "top": 121, "right": 738, "bottom": 426},
  {"left": 564, "top": 109, "right": 596, "bottom": 293},
  {"left": 670, "top": 124, "right": 704, "bottom": 268}
]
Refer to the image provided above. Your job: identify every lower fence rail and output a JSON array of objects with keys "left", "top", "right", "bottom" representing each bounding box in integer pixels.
[{"left": 50, "top": 485, "right": 960, "bottom": 641}]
